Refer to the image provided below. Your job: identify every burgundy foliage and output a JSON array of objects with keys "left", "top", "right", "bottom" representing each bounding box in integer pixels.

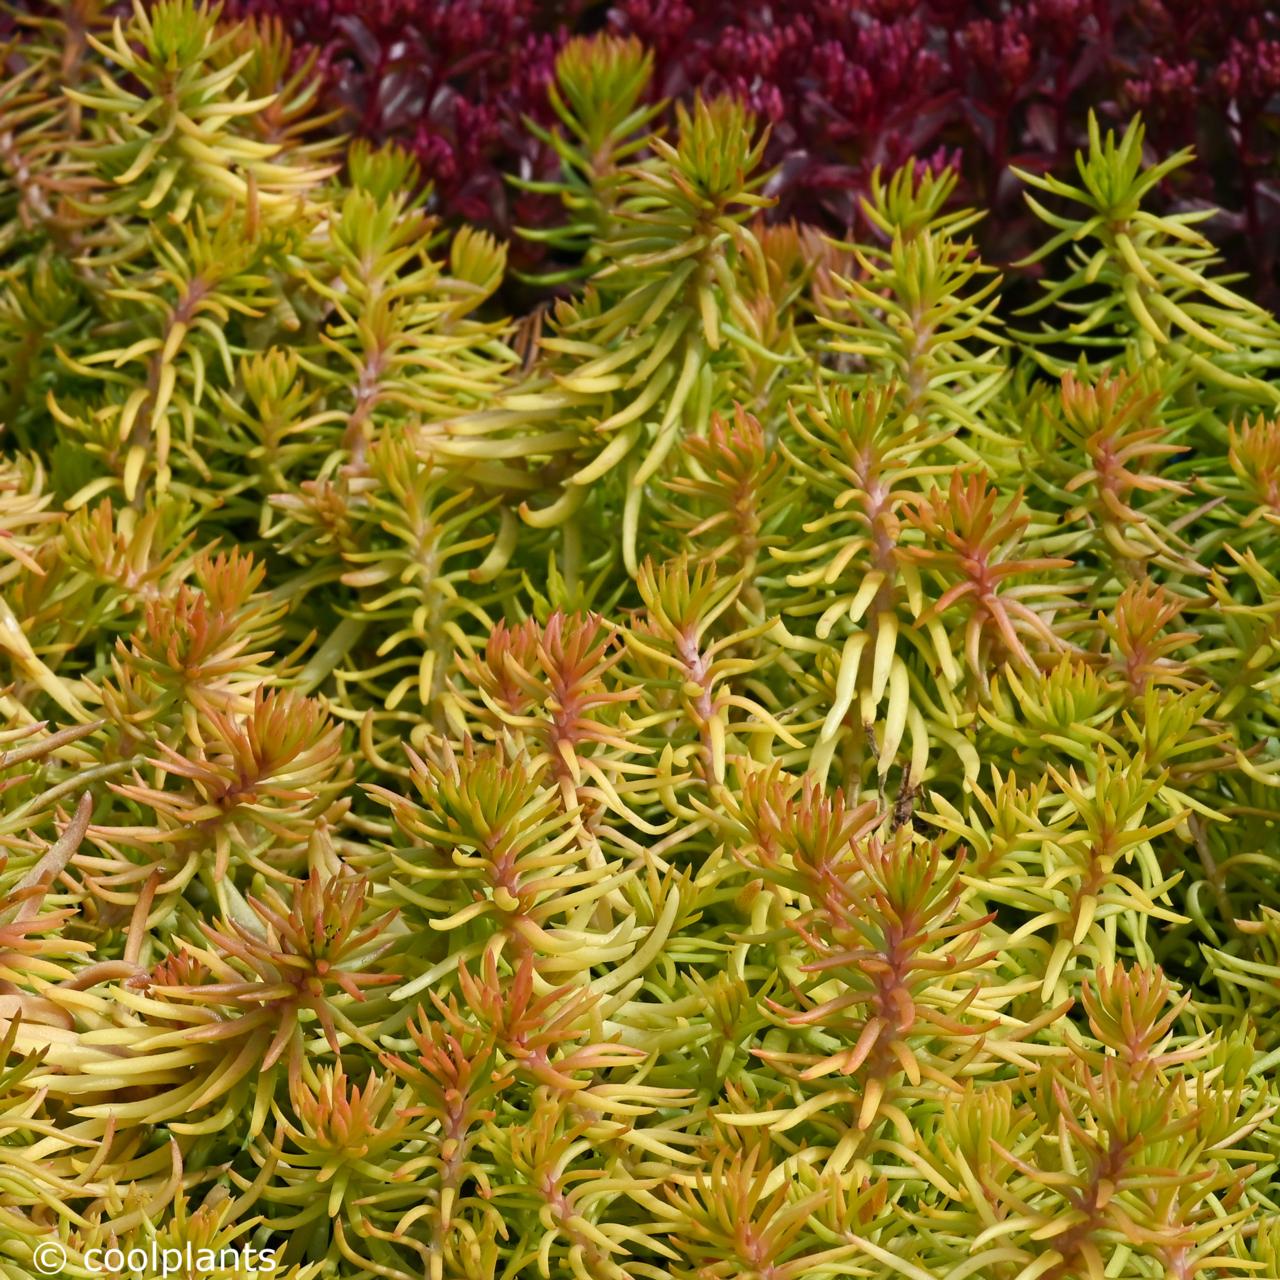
[{"left": 223, "top": 0, "right": 1280, "bottom": 298}]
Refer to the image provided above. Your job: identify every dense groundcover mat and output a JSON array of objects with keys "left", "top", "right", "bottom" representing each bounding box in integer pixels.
[{"left": 3, "top": 1, "right": 1280, "bottom": 1277}]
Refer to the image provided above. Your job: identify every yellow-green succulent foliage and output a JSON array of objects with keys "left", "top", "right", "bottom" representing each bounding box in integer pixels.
[{"left": 1, "top": 4, "right": 1280, "bottom": 1278}]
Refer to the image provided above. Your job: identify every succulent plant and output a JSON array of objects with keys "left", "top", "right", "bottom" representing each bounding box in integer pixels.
[
  {"left": 212, "top": 1, "right": 1280, "bottom": 304},
  {"left": 1, "top": 5, "right": 1279, "bottom": 1278}
]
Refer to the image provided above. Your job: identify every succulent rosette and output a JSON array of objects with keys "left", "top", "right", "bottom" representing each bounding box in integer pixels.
[{"left": 0, "top": 3, "right": 1279, "bottom": 1277}]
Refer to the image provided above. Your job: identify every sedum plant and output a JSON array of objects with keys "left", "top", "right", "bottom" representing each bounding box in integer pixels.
[
  {"left": 0, "top": 5, "right": 1279, "bottom": 1279},
  {"left": 222, "top": 0, "right": 1280, "bottom": 306}
]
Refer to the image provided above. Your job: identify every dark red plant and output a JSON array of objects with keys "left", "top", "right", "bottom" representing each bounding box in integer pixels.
[{"left": 218, "top": 0, "right": 1280, "bottom": 300}]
